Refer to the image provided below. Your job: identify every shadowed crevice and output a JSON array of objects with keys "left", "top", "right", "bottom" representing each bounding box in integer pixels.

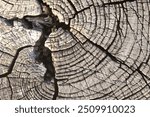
[
  {"left": 52, "top": 78, "right": 58, "bottom": 100},
  {"left": 0, "top": 0, "right": 59, "bottom": 99}
]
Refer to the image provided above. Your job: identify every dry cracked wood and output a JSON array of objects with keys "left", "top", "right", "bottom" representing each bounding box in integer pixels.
[{"left": 0, "top": 0, "right": 150, "bottom": 100}]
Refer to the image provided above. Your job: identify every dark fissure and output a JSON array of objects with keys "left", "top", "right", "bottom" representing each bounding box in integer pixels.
[{"left": 0, "top": 0, "right": 62, "bottom": 99}]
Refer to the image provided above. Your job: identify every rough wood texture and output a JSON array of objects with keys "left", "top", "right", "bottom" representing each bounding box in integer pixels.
[{"left": 0, "top": 0, "right": 150, "bottom": 100}]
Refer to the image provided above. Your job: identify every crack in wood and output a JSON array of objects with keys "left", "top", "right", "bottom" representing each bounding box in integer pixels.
[
  {"left": 0, "top": 0, "right": 60, "bottom": 100},
  {"left": 0, "top": 45, "right": 32, "bottom": 78},
  {"left": 103, "top": 0, "right": 136, "bottom": 6}
]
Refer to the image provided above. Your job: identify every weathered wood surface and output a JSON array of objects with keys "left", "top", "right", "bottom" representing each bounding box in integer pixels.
[{"left": 0, "top": 0, "right": 150, "bottom": 99}]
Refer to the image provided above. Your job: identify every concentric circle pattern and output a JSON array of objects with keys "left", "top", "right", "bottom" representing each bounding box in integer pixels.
[{"left": 0, "top": 0, "right": 150, "bottom": 99}]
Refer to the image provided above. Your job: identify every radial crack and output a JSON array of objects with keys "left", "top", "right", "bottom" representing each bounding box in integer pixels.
[
  {"left": 1, "top": 0, "right": 13, "bottom": 5},
  {"left": 103, "top": 0, "right": 136, "bottom": 6},
  {"left": 0, "top": 45, "right": 32, "bottom": 78}
]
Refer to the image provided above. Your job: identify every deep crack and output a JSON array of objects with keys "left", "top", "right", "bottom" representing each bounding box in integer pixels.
[{"left": 0, "top": 0, "right": 61, "bottom": 100}]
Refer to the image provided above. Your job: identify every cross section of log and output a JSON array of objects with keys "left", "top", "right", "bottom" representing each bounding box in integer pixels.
[{"left": 0, "top": 0, "right": 150, "bottom": 100}]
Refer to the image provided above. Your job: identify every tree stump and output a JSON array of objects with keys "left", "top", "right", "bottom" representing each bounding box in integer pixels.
[{"left": 0, "top": 0, "right": 150, "bottom": 99}]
